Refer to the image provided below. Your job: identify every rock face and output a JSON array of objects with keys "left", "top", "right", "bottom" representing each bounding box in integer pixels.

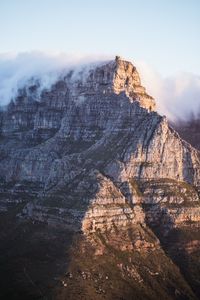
[
  {"left": 0, "top": 56, "right": 200, "bottom": 300},
  {"left": 174, "top": 117, "right": 200, "bottom": 150}
]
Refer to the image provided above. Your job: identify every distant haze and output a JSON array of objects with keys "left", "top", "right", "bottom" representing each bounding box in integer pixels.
[{"left": 0, "top": 52, "right": 199, "bottom": 121}]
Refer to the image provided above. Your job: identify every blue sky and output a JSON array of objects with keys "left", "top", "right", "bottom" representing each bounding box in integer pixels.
[{"left": 0, "top": 0, "right": 200, "bottom": 75}]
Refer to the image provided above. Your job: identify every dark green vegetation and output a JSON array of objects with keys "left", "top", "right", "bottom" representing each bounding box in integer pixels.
[
  {"left": 55, "top": 227, "right": 197, "bottom": 300},
  {"left": 163, "top": 226, "right": 200, "bottom": 300},
  {"left": 0, "top": 176, "right": 200, "bottom": 300},
  {"left": 0, "top": 207, "right": 74, "bottom": 300},
  {"left": 0, "top": 204, "right": 199, "bottom": 300}
]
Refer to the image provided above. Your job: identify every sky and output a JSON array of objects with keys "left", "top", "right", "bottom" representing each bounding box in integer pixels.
[
  {"left": 0, "top": 0, "right": 200, "bottom": 120},
  {"left": 0, "top": 0, "right": 200, "bottom": 75}
]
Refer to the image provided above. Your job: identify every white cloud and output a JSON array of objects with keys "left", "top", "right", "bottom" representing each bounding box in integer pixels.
[
  {"left": 0, "top": 51, "right": 110, "bottom": 106},
  {"left": 136, "top": 61, "right": 200, "bottom": 121},
  {"left": 0, "top": 52, "right": 199, "bottom": 121}
]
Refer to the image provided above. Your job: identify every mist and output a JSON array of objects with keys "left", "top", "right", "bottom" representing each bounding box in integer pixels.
[
  {"left": 0, "top": 52, "right": 199, "bottom": 121},
  {"left": 0, "top": 52, "right": 110, "bottom": 107},
  {"left": 137, "top": 61, "right": 200, "bottom": 121}
]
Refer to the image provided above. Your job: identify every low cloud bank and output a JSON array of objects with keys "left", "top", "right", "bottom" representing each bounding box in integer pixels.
[
  {"left": 0, "top": 52, "right": 110, "bottom": 106},
  {"left": 0, "top": 52, "right": 199, "bottom": 121}
]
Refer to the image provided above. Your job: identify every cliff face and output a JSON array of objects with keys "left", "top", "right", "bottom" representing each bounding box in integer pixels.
[{"left": 0, "top": 57, "right": 200, "bottom": 300}]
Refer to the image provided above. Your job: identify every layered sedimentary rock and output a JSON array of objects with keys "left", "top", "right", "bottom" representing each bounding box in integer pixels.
[{"left": 0, "top": 56, "right": 200, "bottom": 299}]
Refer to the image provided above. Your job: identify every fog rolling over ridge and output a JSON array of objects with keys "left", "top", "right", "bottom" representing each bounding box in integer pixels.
[
  {"left": 0, "top": 52, "right": 200, "bottom": 121},
  {"left": 0, "top": 52, "right": 111, "bottom": 107}
]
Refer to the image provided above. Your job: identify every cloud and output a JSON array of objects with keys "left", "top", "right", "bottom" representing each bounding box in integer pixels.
[
  {"left": 0, "top": 51, "right": 110, "bottom": 106},
  {"left": 0, "top": 52, "right": 199, "bottom": 121},
  {"left": 136, "top": 61, "right": 200, "bottom": 121}
]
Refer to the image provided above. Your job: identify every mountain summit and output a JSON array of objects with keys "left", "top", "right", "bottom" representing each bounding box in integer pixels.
[{"left": 0, "top": 57, "right": 200, "bottom": 300}]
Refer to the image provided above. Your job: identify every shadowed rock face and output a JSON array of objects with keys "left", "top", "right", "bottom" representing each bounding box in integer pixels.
[
  {"left": 173, "top": 117, "right": 200, "bottom": 151},
  {"left": 0, "top": 57, "right": 200, "bottom": 300}
]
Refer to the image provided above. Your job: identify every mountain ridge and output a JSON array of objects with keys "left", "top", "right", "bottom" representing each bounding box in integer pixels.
[{"left": 0, "top": 57, "right": 200, "bottom": 300}]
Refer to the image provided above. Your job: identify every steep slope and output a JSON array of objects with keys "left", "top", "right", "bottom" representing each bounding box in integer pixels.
[
  {"left": 173, "top": 117, "right": 200, "bottom": 150},
  {"left": 0, "top": 57, "right": 200, "bottom": 300}
]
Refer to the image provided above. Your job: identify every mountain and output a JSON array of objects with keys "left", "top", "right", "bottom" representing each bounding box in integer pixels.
[
  {"left": 0, "top": 56, "right": 200, "bottom": 300},
  {"left": 173, "top": 117, "right": 200, "bottom": 151}
]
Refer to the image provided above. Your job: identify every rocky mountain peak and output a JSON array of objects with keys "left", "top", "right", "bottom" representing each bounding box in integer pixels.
[
  {"left": 0, "top": 56, "right": 200, "bottom": 300},
  {"left": 1, "top": 56, "right": 156, "bottom": 115},
  {"left": 70, "top": 56, "right": 156, "bottom": 111},
  {"left": 113, "top": 56, "right": 156, "bottom": 111}
]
